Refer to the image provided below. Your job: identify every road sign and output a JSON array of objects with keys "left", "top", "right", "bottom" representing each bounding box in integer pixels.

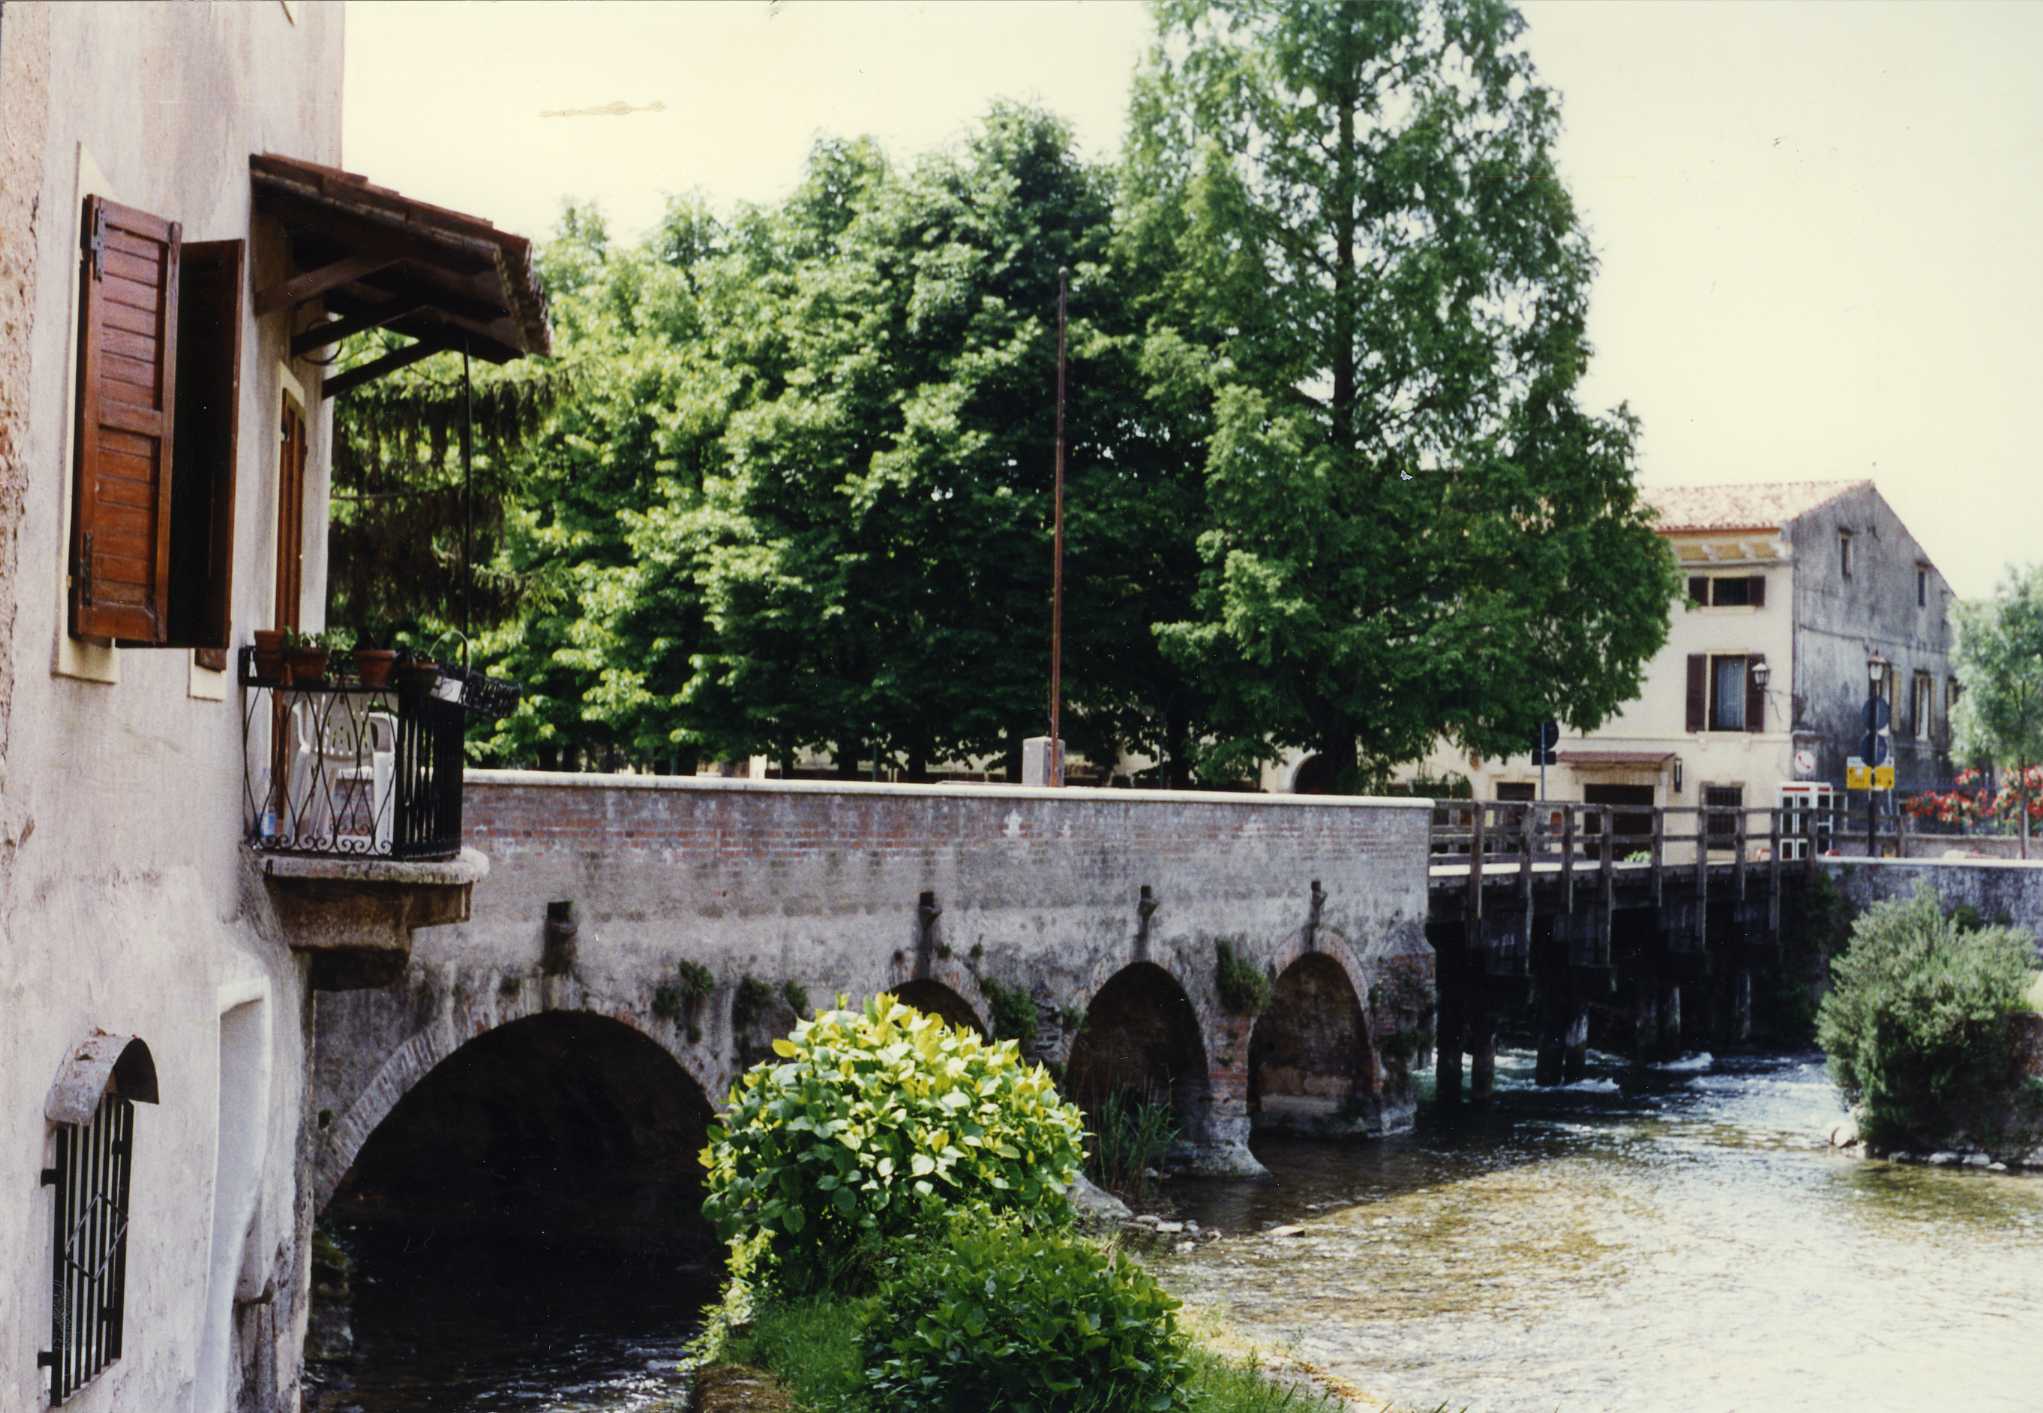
[
  {"left": 1862, "top": 698, "right": 1891, "bottom": 731},
  {"left": 1846, "top": 761, "right": 1871, "bottom": 790},
  {"left": 1872, "top": 764, "right": 1895, "bottom": 791},
  {"left": 1857, "top": 732, "right": 1890, "bottom": 767},
  {"left": 1530, "top": 720, "right": 1559, "bottom": 765}
]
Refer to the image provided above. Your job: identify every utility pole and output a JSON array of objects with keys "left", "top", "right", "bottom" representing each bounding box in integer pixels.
[{"left": 1048, "top": 267, "right": 1067, "bottom": 787}]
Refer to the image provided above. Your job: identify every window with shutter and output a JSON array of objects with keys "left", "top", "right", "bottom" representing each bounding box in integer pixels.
[
  {"left": 1745, "top": 653, "right": 1766, "bottom": 733},
  {"left": 1710, "top": 655, "right": 1747, "bottom": 732},
  {"left": 68, "top": 196, "right": 244, "bottom": 652},
  {"left": 71, "top": 196, "right": 180, "bottom": 644},
  {"left": 1685, "top": 655, "right": 1706, "bottom": 733},
  {"left": 1687, "top": 576, "right": 1707, "bottom": 607}
]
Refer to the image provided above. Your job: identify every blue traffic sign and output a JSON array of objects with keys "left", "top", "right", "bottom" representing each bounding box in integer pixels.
[
  {"left": 1858, "top": 732, "right": 1890, "bottom": 766},
  {"left": 1862, "top": 698, "right": 1891, "bottom": 731}
]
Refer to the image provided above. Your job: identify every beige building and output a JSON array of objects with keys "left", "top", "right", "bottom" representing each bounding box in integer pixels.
[
  {"left": 1398, "top": 480, "right": 1958, "bottom": 830},
  {"left": 0, "top": 6, "right": 545, "bottom": 1409}
]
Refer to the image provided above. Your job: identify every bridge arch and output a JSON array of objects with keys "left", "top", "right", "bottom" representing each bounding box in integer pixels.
[
  {"left": 1065, "top": 960, "right": 1212, "bottom": 1148},
  {"left": 316, "top": 991, "right": 723, "bottom": 1215},
  {"left": 324, "top": 1010, "right": 718, "bottom": 1258},
  {"left": 1248, "top": 931, "right": 1380, "bottom": 1135},
  {"left": 888, "top": 978, "right": 989, "bottom": 1036}
]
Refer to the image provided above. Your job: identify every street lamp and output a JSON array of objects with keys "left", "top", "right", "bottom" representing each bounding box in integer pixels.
[{"left": 1866, "top": 653, "right": 1890, "bottom": 855}]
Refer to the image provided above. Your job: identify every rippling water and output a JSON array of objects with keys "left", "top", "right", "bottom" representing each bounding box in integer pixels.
[
  {"left": 303, "top": 1237, "right": 714, "bottom": 1413},
  {"left": 1161, "top": 1049, "right": 2043, "bottom": 1413},
  {"left": 305, "top": 1050, "right": 2043, "bottom": 1412}
]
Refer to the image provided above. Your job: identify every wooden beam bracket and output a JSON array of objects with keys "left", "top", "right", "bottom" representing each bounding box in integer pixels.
[
  {"left": 255, "top": 255, "right": 397, "bottom": 318},
  {"left": 292, "top": 302, "right": 426, "bottom": 358},
  {"left": 322, "top": 337, "right": 455, "bottom": 399}
]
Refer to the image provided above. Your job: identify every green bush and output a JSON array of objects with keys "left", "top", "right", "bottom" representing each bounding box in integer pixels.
[
  {"left": 1816, "top": 885, "right": 2035, "bottom": 1145},
  {"left": 1215, "top": 939, "right": 1271, "bottom": 1016},
  {"left": 676, "top": 959, "right": 716, "bottom": 1004},
  {"left": 981, "top": 976, "right": 1040, "bottom": 1044},
  {"left": 733, "top": 974, "right": 777, "bottom": 1030},
  {"left": 780, "top": 979, "right": 810, "bottom": 1017},
  {"left": 699, "top": 992, "right": 1085, "bottom": 1295},
  {"left": 861, "top": 1210, "right": 1192, "bottom": 1413}
]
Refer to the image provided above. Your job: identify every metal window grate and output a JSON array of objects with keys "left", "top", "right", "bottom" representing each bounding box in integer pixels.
[{"left": 40, "top": 1095, "right": 134, "bottom": 1404}]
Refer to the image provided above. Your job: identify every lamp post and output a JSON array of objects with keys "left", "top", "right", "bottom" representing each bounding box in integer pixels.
[{"left": 1866, "top": 653, "right": 1890, "bottom": 856}]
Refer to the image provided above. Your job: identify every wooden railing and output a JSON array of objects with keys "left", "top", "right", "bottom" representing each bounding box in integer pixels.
[{"left": 1426, "top": 800, "right": 1842, "bottom": 927}]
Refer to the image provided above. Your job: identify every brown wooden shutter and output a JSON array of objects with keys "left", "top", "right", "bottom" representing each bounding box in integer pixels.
[
  {"left": 71, "top": 195, "right": 180, "bottom": 644},
  {"left": 1687, "top": 576, "right": 1708, "bottom": 606},
  {"left": 1685, "top": 654, "right": 1706, "bottom": 732},
  {"left": 1746, "top": 654, "right": 1766, "bottom": 733},
  {"left": 167, "top": 239, "right": 244, "bottom": 650},
  {"left": 1748, "top": 574, "right": 1765, "bottom": 608}
]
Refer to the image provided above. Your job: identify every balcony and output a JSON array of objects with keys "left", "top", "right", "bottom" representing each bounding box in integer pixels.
[{"left": 240, "top": 646, "right": 517, "bottom": 987}]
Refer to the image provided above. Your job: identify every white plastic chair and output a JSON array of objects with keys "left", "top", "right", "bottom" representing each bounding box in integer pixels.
[{"left": 333, "top": 708, "right": 399, "bottom": 851}]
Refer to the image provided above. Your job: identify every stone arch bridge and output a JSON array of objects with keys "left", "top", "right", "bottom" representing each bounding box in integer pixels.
[{"left": 310, "top": 775, "right": 1437, "bottom": 1214}]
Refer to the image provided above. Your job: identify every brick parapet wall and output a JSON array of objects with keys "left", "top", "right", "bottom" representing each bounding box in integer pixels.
[{"left": 462, "top": 771, "right": 1433, "bottom": 920}]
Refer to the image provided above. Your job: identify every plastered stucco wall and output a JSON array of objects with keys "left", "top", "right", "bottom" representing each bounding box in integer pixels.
[
  {"left": 0, "top": 0, "right": 52, "bottom": 786},
  {"left": 0, "top": 5, "right": 344, "bottom": 1411},
  {"left": 312, "top": 775, "right": 1438, "bottom": 1199}
]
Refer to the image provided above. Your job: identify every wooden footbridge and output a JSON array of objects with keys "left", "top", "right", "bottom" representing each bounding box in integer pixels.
[{"left": 1425, "top": 800, "right": 1824, "bottom": 1102}]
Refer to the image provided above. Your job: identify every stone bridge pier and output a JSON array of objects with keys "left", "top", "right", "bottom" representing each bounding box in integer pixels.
[{"left": 311, "top": 775, "right": 1437, "bottom": 1216}]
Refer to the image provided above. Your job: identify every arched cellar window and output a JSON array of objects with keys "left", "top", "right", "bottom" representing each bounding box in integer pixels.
[{"left": 40, "top": 1032, "right": 158, "bottom": 1405}]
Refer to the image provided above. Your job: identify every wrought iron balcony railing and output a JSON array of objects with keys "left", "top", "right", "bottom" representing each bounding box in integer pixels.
[{"left": 239, "top": 648, "right": 517, "bottom": 862}]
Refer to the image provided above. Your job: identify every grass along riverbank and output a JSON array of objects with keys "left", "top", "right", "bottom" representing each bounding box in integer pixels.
[{"left": 694, "top": 1291, "right": 1356, "bottom": 1412}]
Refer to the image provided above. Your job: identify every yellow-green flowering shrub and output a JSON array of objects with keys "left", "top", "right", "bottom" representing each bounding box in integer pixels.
[{"left": 699, "top": 992, "right": 1085, "bottom": 1294}]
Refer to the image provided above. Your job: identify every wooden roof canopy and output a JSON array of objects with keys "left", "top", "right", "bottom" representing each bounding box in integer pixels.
[{"left": 249, "top": 153, "right": 552, "bottom": 399}]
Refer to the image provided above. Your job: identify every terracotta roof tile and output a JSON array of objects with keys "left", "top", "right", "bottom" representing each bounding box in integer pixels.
[{"left": 1640, "top": 481, "right": 1867, "bottom": 533}]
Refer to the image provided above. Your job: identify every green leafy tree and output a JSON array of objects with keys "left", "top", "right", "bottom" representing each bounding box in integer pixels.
[
  {"left": 682, "top": 109, "right": 1208, "bottom": 780},
  {"left": 1953, "top": 564, "right": 2043, "bottom": 859},
  {"left": 1128, "top": 0, "right": 1678, "bottom": 790}
]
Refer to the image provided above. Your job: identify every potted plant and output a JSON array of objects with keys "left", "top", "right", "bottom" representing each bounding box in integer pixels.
[
  {"left": 396, "top": 647, "right": 440, "bottom": 695},
  {"left": 352, "top": 628, "right": 397, "bottom": 689},
  {"left": 252, "top": 627, "right": 287, "bottom": 683},
  {"left": 284, "top": 629, "right": 330, "bottom": 685}
]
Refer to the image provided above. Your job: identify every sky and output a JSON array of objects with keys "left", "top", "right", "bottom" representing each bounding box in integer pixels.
[{"left": 343, "top": 0, "right": 2043, "bottom": 600}]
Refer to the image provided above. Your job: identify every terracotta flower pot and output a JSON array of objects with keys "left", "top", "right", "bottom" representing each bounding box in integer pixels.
[
  {"left": 252, "top": 629, "right": 287, "bottom": 683},
  {"left": 286, "top": 646, "right": 330, "bottom": 685},
  {"left": 354, "top": 649, "right": 397, "bottom": 689}
]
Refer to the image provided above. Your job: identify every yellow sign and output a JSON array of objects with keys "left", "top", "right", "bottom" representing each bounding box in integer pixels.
[
  {"left": 1873, "top": 764, "right": 1895, "bottom": 791},
  {"left": 1846, "top": 763, "right": 1870, "bottom": 790}
]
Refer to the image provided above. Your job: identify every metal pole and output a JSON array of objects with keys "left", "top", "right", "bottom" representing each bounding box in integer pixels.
[
  {"left": 1048, "top": 267, "right": 1067, "bottom": 787},
  {"left": 1867, "top": 679, "right": 1876, "bottom": 859},
  {"left": 460, "top": 340, "right": 474, "bottom": 649}
]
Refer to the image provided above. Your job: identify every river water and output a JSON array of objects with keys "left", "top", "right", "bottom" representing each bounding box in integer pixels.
[
  {"left": 1162, "top": 1048, "right": 2043, "bottom": 1413},
  {"left": 306, "top": 1048, "right": 2043, "bottom": 1412},
  {"left": 303, "top": 1237, "right": 713, "bottom": 1412}
]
